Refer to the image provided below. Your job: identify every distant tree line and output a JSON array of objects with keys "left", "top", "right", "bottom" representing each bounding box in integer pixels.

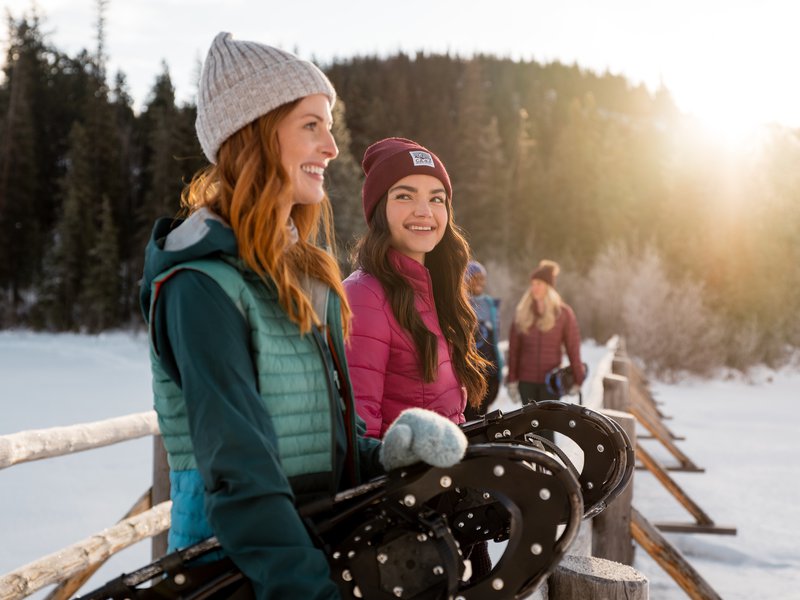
[{"left": 2, "top": 10, "right": 799, "bottom": 373}]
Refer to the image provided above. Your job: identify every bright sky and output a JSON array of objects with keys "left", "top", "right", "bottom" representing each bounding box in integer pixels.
[{"left": 5, "top": 0, "right": 800, "bottom": 136}]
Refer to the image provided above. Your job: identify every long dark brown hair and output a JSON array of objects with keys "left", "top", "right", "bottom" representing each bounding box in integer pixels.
[{"left": 352, "top": 195, "right": 488, "bottom": 407}]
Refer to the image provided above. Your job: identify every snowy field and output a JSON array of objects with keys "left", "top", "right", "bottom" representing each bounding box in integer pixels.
[
  {"left": 630, "top": 367, "right": 800, "bottom": 599},
  {"left": 1, "top": 330, "right": 799, "bottom": 599}
]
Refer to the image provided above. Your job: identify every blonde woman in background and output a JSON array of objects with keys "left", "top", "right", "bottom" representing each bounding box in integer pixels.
[{"left": 506, "top": 260, "right": 585, "bottom": 422}]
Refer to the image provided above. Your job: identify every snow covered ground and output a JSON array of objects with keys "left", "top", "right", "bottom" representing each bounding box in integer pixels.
[
  {"left": 0, "top": 331, "right": 154, "bottom": 597},
  {"left": 629, "top": 366, "right": 800, "bottom": 599},
  {"left": 1, "top": 330, "right": 799, "bottom": 599}
]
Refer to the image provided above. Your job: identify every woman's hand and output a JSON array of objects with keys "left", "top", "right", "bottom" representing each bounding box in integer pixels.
[{"left": 380, "top": 408, "right": 467, "bottom": 471}]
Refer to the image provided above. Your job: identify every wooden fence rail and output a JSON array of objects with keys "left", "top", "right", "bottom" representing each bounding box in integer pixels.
[
  {"left": 612, "top": 345, "right": 732, "bottom": 598},
  {"left": 0, "top": 335, "right": 655, "bottom": 600},
  {"left": 44, "top": 490, "right": 153, "bottom": 600},
  {"left": 0, "top": 501, "right": 170, "bottom": 600},
  {"left": 635, "top": 443, "right": 715, "bottom": 527},
  {"left": 0, "top": 411, "right": 158, "bottom": 469},
  {"left": 631, "top": 508, "right": 722, "bottom": 600}
]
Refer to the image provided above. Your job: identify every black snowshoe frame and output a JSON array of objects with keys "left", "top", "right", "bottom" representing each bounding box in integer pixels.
[
  {"left": 78, "top": 399, "right": 633, "bottom": 600},
  {"left": 78, "top": 443, "right": 583, "bottom": 600},
  {"left": 462, "top": 400, "right": 634, "bottom": 519}
]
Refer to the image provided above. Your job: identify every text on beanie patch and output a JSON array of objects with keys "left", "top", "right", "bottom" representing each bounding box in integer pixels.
[{"left": 409, "top": 150, "right": 435, "bottom": 168}]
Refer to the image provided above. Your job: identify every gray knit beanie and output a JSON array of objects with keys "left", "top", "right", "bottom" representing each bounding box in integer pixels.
[{"left": 196, "top": 32, "right": 337, "bottom": 164}]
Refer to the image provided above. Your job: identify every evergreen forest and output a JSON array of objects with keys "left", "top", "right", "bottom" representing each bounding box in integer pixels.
[{"left": 2, "top": 11, "right": 799, "bottom": 374}]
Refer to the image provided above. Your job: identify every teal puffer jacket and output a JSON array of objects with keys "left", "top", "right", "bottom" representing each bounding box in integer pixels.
[{"left": 140, "top": 209, "right": 382, "bottom": 600}]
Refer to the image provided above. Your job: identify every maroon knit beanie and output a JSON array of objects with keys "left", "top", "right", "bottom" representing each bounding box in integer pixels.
[
  {"left": 530, "top": 261, "right": 559, "bottom": 287},
  {"left": 361, "top": 137, "right": 452, "bottom": 223}
]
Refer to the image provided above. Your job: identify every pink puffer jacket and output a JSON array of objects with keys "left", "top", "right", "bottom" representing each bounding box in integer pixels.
[{"left": 343, "top": 250, "right": 466, "bottom": 439}]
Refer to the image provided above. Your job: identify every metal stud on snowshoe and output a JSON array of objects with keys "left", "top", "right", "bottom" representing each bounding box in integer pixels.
[
  {"left": 463, "top": 400, "right": 634, "bottom": 518},
  {"left": 77, "top": 443, "right": 583, "bottom": 600},
  {"left": 320, "top": 443, "right": 583, "bottom": 599}
]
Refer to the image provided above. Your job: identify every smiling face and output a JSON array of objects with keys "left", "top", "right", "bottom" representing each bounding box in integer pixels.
[
  {"left": 276, "top": 94, "right": 338, "bottom": 207},
  {"left": 530, "top": 278, "right": 549, "bottom": 301},
  {"left": 385, "top": 173, "right": 448, "bottom": 264}
]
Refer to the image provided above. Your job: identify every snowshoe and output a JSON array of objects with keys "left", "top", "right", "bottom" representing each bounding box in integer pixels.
[
  {"left": 544, "top": 363, "right": 588, "bottom": 398},
  {"left": 462, "top": 400, "right": 634, "bottom": 519},
  {"left": 77, "top": 443, "right": 583, "bottom": 600}
]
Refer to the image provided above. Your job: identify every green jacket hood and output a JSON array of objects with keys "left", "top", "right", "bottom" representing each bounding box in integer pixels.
[{"left": 139, "top": 208, "right": 239, "bottom": 321}]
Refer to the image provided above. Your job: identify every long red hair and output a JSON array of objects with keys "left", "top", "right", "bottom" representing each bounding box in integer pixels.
[{"left": 181, "top": 99, "right": 350, "bottom": 335}]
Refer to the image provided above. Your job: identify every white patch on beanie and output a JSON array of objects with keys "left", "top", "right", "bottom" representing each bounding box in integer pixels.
[{"left": 409, "top": 150, "right": 435, "bottom": 168}]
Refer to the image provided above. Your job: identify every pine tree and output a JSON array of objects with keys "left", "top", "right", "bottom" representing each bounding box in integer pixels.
[
  {"left": 0, "top": 15, "right": 44, "bottom": 319},
  {"left": 326, "top": 99, "right": 364, "bottom": 264},
  {"left": 129, "top": 65, "right": 203, "bottom": 296},
  {"left": 79, "top": 195, "right": 120, "bottom": 331},
  {"left": 539, "top": 94, "right": 603, "bottom": 263},
  {"left": 1, "top": 11, "right": 104, "bottom": 325},
  {"left": 474, "top": 116, "right": 511, "bottom": 261},
  {"left": 109, "top": 71, "right": 141, "bottom": 318},
  {"left": 35, "top": 122, "right": 94, "bottom": 329},
  {"left": 506, "top": 107, "right": 544, "bottom": 266},
  {"left": 449, "top": 61, "right": 510, "bottom": 261},
  {"left": 137, "top": 63, "right": 185, "bottom": 234}
]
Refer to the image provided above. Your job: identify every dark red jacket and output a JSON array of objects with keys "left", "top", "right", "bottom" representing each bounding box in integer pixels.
[{"left": 507, "top": 303, "right": 584, "bottom": 385}]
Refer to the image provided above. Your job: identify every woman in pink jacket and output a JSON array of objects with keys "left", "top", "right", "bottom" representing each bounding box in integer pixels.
[
  {"left": 343, "top": 137, "right": 487, "bottom": 439},
  {"left": 506, "top": 259, "right": 585, "bottom": 408}
]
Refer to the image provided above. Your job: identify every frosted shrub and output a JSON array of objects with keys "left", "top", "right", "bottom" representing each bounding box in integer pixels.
[
  {"left": 722, "top": 320, "right": 768, "bottom": 371},
  {"left": 622, "top": 248, "right": 722, "bottom": 374},
  {"left": 576, "top": 243, "right": 636, "bottom": 344},
  {"left": 576, "top": 243, "right": 724, "bottom": 375}
]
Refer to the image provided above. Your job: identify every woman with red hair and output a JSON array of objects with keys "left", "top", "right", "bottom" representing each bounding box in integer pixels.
[{"left": 140, "top": 34, "right": 465, "bottom": 599}]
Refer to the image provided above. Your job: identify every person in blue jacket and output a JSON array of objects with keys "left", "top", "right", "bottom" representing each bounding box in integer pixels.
[
  {"left": 140, "top": 32, "right": 467, "bottom": 600},
  {"left": 463, "top": 260, "right": 504, "bottom": 420}
]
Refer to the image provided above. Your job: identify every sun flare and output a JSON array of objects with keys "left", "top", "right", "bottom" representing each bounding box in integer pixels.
[{"left": 689, "top": 106, "right": 765, "bottom": 147}]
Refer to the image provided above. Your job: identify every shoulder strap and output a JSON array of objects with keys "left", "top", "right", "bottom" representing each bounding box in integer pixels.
[{"left": 148, "top": 259, "right": 247, "bottom": 355}]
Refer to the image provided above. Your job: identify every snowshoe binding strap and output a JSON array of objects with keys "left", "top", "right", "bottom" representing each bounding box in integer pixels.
[
  {"left": 463, "top": 400, "right": 634, "bottom": 519},
  {"left": 77, "top": 443, "right": 582, "bottom": 600}
]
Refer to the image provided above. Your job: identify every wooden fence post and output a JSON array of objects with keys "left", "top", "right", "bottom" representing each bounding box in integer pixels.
[
  {"left": 603, "top": 373, "right": 630, "bottom": 413},
  {"left": 549, "top": 555, "right": 648, "bottom": 599},
  {"left": 611, "top": 350, "right": 631, "bottom": 379},
  {"left": 152, "top": 434, "right": 170, "bottom": 559},
  {"left": 592, "top": 408, "right": 636, "bottom": 565}
]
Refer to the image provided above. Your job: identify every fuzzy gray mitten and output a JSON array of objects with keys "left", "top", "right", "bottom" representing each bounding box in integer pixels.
[{"left": 380, "top": 408, "right": 468, "bottom": 471}]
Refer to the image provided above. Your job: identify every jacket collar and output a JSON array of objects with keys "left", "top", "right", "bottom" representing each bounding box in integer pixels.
[{"left": 388, "top": 247, "right": 434, "bottom": 300}]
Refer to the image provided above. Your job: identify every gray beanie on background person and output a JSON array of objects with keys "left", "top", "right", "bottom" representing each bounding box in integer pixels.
[{"left": 196, "top": 32, "right": 337, "bottom": 164}]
